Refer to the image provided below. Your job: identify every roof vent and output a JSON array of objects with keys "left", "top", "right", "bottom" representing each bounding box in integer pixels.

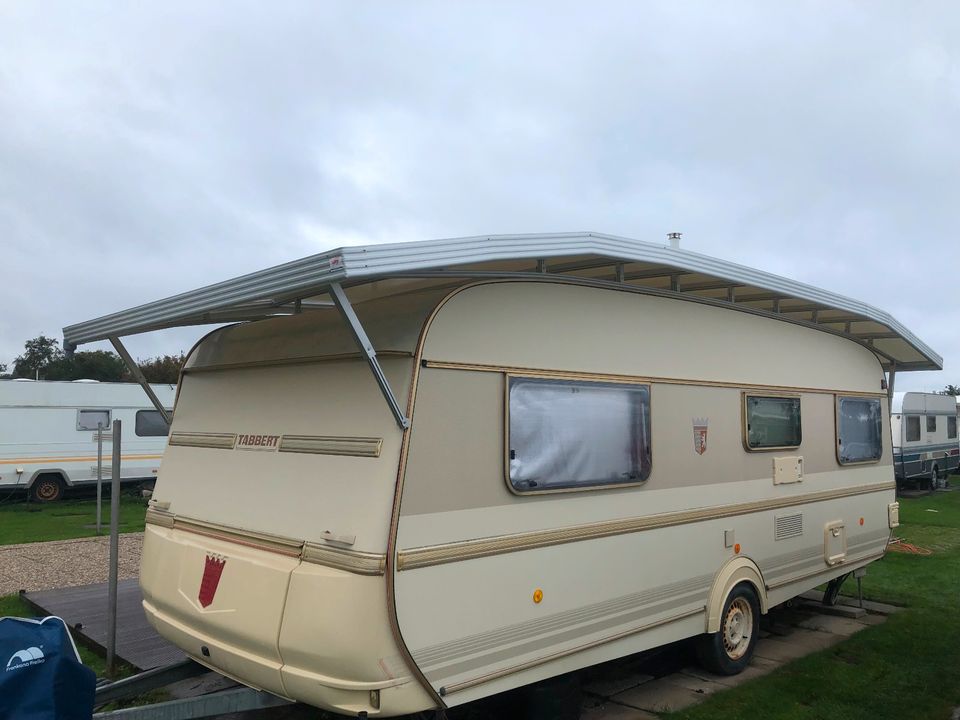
[{"left": 667, "top": 232, "right": 682, "bottom": 249}]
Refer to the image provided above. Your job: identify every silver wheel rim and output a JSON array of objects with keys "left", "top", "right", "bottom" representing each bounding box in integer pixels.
[{"left": 722, "top": 597, "right": 753, "bottom": 660}]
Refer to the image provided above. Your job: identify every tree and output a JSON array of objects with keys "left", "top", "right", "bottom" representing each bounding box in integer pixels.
[
  {"left": 137, "top": 353, "right": 187, "bottom": 384},
  {"left": 12, "top": 335, "right": 63, "bottom": 379},
  {"left": 44, "top": 350, "right": 128, "bottom": 382},
  {"left": 941, "top": 384, "right": 960, "bottom": 396}
]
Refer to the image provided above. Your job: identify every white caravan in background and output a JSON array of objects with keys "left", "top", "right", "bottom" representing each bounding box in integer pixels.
[
  {"left": 0, "top": 379, "right": 175, "bottom": 501},
  {"left": 890, "top": 392, "right": 960, "bottom": 489}
]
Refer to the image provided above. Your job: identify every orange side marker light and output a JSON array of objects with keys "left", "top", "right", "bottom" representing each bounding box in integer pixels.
[
  {"left": 734, "top": 543, "right": 741, "bottom": 554},
  {"left": 533, "top": 588, "right": 543, "bottom": 604}
]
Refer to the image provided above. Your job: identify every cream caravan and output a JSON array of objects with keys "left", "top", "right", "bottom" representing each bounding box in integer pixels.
[
  {"left": 63, "top": 233, "right": 941, "bottom": 718},
  {"left": 0, "top": 379, "right": 175, "bottom": 502}
]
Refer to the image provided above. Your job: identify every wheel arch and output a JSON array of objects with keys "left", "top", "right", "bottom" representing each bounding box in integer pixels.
[
  {"left": 28, "top": 469, "right": 72, "bottom": 488},
  {"left": 705, "top": 556, "right": 768, "bottom": 634}
]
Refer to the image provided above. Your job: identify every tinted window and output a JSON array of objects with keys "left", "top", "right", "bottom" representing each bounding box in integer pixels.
[
  {"left": 837, "top": 397, "right": 882, "bottom": 464},
  {"left": 508, "top": 377, "right": 651, "bottom": 492},
  {"left": 745, "top": 395, "right": 801, "bottom": 449},
  {"left": 927, "top": 415, "right": 937, "bottom": 433},
  {"left": 906, "top": 416, "right": 921, "bottom": 442},
  {"left": 135, "top": 410, "right": 171, "bottom": 437},
  {"left": 78, "top": 409, "right": 110, "bottom": 431},
  {"left": 948, "top": 416, "right": 957, "bottom": 440}
]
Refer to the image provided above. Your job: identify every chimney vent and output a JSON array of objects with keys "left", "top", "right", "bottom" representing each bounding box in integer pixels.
[{"left": 668, "top": 232, "right": 682, "bottom": 249}]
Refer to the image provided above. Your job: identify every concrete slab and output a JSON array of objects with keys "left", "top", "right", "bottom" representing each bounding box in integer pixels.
[
  {"left": 583, "top": 672, "right": 654, "bottom": 699},
  {"left": 666, "top": 671, "right": 729, "bottom": 696},
  {"left": 795, "top": 613, "right": 869, "bottom": 637},
  {"left": 753, "top": 630, "right": 838, "bottom": 663},
  {"left": 612, "top": 677, "right": 704, "bottom": 713},
  {"left": 581, "top": 701, "right": 659, "bottom": 719},
  {"left": 798, "top": 600, "right": 866, "bottom": 619},
  {"left": 678, "top": 659, "right": 778, "bottom": 689}
]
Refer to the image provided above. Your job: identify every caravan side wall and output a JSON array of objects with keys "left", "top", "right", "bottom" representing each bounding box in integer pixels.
[{"left": 393, "top": 281, "right": 895, "bottom": 705}]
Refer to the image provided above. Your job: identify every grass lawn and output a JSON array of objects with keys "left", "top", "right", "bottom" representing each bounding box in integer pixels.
[
  {"left": 670, "top": 480, "right": 960, "bottom": 720},
  {"left": 0, "top": 493, "right": 148, "bottom": 546}
]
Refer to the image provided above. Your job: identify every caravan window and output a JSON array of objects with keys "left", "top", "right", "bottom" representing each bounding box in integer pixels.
[
  {"left": 837, "top": 397, "right": 882, "bottom": 464},
  {"left": 926, "top": 415, "right": 937, "bottom": 433},
  {"left": 136, "top": 410, "right": 171, "bottom": 437},
  {"left": 906, "top": 416, "right": 921, "bottom": 442},
  {"left": 77, "top": 409, "right": 111, "bottom": 431},
  {"left": 949, "top": 416, "right": 957, "bottom": 440},
  {"left": 744, "top": 395, "right": 801, "bottom": 450},
  {"left": 507, "top": 377, "right": 651, "bottom": 492}
]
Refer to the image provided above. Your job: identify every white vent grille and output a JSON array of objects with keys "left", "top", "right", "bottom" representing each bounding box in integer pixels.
[{"left": 775, "top": 512, "right": 803, "bottom": 541}]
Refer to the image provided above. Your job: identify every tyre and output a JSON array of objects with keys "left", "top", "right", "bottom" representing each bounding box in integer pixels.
[
  {"left": 930, "top": 466, "right": 940, "bottom": 491},
  {"left": 31, "top": 474, "right": 65, "bottom": 502},
  {"left": 697, "top": 582, "right": 760, "bottom": 675}
]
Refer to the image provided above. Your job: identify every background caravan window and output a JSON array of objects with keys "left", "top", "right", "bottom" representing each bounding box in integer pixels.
[
  {"left": 745, "top": 395, "right": 801, "bottom": 449},
  {"left": 837, "top": 397, "right": 883, "bottom": 464},
  {"left": 906, "top": 415, "right": 921, "bottom": 442},
  {"left": 949, "top": 416, "right": 958, "bottom": 440},
  {"left": 136, "top": 410, "right": 172, "bottom": 437},
  {"left": 77, "top": 409, "right": 110, "bottom": 431},
  {"left": 926, "top": 415, "right": 937, "bottom": 433},
  {"left": 508, "top": 377, "right": 651, "bottom": 492}
]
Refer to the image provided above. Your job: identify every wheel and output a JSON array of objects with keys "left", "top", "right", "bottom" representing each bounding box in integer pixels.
[
  {"left": 31, "top": 474, "right": 65, "bottom": 502},
  {"left": 930, "top": 465, "right": 940, "bottom": 491},
  {"left": 697, "top": 582, "right": 760, "bottom": 675}
]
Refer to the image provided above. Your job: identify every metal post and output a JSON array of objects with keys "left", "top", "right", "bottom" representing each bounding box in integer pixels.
[
  {"left": 96, "top": 422, "right": 104, "bottom": 535},
  {"left": 107, "top": 419, "right": 121, "bottom": 676},
  {"left": 109, "top": 336, "right": 172, "bottom": 425},
  {"left": 329, "top": 283, "right": 410, "bottom": 430}
]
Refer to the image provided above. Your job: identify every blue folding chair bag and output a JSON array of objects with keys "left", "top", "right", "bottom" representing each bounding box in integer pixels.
[{"left": 0, "top": 615, "right": 96, "bottom": 720}]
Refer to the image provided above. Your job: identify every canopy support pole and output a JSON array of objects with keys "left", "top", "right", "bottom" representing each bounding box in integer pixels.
[
  {"left": 887, "top": 364, "right": 896, "bottom": 407},
  {"left": 329, "top": 283, "right": 411, "bottom": 430},
  {"left": 109, "top": 337, "right": 172, "bottom": 425}
]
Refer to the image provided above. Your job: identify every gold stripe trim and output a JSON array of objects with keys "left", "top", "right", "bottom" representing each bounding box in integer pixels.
[
  {"left": 279, "top": 435, "right": 383, "bottom": 458},
  {"left": 422, "top": 360, "right": 887, "bottom": 398},
  {"left": 145, "top": 507, "right": 175, "bottom": 529},
  {"left": 302, "top": 543, "right": 387, "bottom": 575},
  {"left": 169, "top": 432, "right": 237, "bottom": 449},
  {"left": 0, "top": 454, "right": 162, "bottom": 465},
  {"left": 144, "top": 510, "right": 386, "bottom": 574},
  {"left": 439, "top": 606, "right": 704, "bottom": 696},
  {"left": 397, "top": 481, "right": 895, "bottom": 571}
]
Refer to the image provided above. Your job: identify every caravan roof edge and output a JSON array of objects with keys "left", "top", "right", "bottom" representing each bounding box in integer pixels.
[{"left": 61, "top": 232, "right": 943, "bottom": 372}]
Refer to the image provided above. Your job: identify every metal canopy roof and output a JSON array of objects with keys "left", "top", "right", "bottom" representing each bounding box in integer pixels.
[{"left": 62, "top": 231, "right": 941, "bottom": 372}]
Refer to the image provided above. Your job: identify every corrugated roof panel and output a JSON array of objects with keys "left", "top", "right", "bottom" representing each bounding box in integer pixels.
[{"left": 61, "top": 232, "right": 942, "bottom": 371}]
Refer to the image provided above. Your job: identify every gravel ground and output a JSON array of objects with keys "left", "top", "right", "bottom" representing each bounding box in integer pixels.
[{"left": 0, "top": 533, "right": 143, "bottom": 596}]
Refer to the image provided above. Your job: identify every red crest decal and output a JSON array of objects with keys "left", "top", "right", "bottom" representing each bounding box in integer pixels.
[
  {"left": 693, "top": 418, "right": 709, "bottom": 455},
  {"left": 198, "top": 554, "right": 226, "bottom": 608}
]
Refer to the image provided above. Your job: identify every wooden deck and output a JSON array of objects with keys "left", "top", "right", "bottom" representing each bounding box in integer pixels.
[{"left": 22, "top": 579, "right": 184, "bottom": 671}]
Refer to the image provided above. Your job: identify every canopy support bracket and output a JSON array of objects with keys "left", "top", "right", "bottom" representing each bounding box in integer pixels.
[
  {"left": 329, "top": 283, "right": 411, "bottom": 430},
  {"left": 109, "top": 337, "right": 172, "bottom": 426}
]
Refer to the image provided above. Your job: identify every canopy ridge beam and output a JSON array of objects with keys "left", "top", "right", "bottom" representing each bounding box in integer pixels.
[
  {"left": 109, "top": 337, "right": 172, "bottom": 425},
  {"left": 329, "top": 283, "right": 410, "bottom": 430}
]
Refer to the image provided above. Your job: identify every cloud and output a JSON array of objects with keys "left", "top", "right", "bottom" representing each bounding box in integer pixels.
[{"left": 1, "top": 1, "right": 957, "bottom": 389}]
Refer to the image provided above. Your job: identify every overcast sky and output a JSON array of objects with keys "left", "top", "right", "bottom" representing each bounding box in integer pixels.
[{"left": 1, "top": 2, "right": 957, "bottom": 391}]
